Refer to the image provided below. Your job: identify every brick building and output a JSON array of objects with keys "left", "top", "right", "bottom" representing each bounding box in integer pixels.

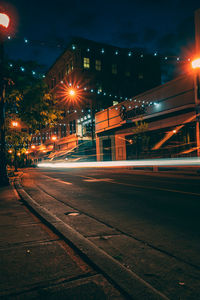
[{"left": 31, "top": 37, "right": 161, "bottom": 159}]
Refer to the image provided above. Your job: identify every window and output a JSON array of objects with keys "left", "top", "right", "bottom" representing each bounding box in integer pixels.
[
  {"left": 70, "top": 60, "right": 73, "bottom": 71},
  {"left": 70, "top": 121, "right": 73, "bottom": 134},
  {"left": 70, "top": 120, "right": 76, "bottom": 134},
  {"left": 96, "top": 82, "right": 102, "bottom": 92},
  {"left": 95, "top": 60, "right": 101, "bottom": 71},
  {"left": 138, "top": 73, "right": 144, "bottom": 79},
  {"left": 83, "top": 57, "right": 90, "bottom": 69},
  {"left": 66, "top": 64, "right": 69, "bottom": 75},
  {"left": 112, "top": 64, "right": 117, "bottom": 74},
  {"left": 125, "top": 71, "right": 130, "bottom": 77}
]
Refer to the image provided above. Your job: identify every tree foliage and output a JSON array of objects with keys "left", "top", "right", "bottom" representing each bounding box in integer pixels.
[
  {"left": 5, "top": 60, "right": 63, "bottom": 131},
  {"left": 4, "top": 60, "right": 63, "bottom": 152}
]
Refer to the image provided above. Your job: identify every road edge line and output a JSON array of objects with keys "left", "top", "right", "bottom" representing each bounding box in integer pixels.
[{"left": 15, "top": 182, "right": 170, "bottom": 300}]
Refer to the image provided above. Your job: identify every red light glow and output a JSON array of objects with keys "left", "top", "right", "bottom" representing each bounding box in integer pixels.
[
  {"left": 11, "top": 121, "right": 18, "bottom": 127},
  {"left": 192, "top": 58, "right": 200, "bottom": 69},
  {"left": 69, "top": 89, "right": 76, "bottom": 96},
  {"left": 51, "top": 136, "right": 57, "bottom": 141},
  {"left": 0, "top": 13, "right": 10, "bottom": 28},
  {"left": 56, "top": 77, "right": 90, "bottom": 108}
]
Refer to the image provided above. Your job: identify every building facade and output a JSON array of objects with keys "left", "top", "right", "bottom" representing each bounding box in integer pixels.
[
  {"left": 95, "top": 71, "right": 199, "bottom": 161},
  {"left": 31, "top": 37, "right": 161, "bottom": 159}
]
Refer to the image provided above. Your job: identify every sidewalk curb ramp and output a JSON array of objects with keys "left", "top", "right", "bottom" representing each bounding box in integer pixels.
[{"left": 15, "top": 182, "right": 170, "bottom": 300}]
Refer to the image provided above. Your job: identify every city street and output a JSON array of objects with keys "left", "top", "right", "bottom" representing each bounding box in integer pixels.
[{"left": 20, "top": 167, "right": 200, "bottom": 299}]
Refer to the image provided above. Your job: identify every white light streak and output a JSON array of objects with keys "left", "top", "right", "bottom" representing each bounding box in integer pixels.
[{"left": 38, "top": 157, "right": 200, "bottom": 169}]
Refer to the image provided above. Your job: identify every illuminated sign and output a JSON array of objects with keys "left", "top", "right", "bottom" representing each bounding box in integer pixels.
[{"left": 120, "top": 105, "right": 146, "bottom": 121}]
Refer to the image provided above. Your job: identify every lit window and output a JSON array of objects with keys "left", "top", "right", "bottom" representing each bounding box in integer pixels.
[
  {"left": 70, "top": 60, "right": 73, "bottom": 71},
  {"left": 95, "top": 60, "right": 101, "bottom": 71},
  {"left": 83, "top": 57, "right": 90, "bottom": 69},
  {"left": 96, "top": 82, "right": 102, "bottom": 92},
  {"left": 112, "top": 64, "right": 117, "bottom": 74},
  {"left": 125, "top": 71, "right": 130, "bottom": 77},
  {"left": 66, "top": 64, "right": 69, "bottom": 75}
]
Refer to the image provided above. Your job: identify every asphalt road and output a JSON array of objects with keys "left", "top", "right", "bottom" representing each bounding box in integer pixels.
[{"left": 22, "top": 167, "right": 200, "bottom": 299}]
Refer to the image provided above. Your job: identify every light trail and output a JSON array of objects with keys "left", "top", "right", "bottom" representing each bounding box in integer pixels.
[{"left": 37, "top": 157, "right": 200, "bottom": 169}]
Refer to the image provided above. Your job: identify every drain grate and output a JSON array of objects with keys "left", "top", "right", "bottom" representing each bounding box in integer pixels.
[{"left": 64, "top": 212, "right": 80, "bottom": 216}]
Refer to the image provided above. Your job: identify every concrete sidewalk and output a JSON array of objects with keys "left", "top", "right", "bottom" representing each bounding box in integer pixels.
[{"left": 0, "top": 184, "right": 125, "bottom": 299}]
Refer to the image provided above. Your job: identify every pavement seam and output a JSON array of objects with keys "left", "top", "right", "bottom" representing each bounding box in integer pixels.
[
  {"left": 0, "top": 238, "right": 61, "bottom": 251},
  {"left": 1, "top": 272, "right": 98, "bottom": 297},
  {"left": 15, "top": 182, "right": 170, "bottom": 300}
]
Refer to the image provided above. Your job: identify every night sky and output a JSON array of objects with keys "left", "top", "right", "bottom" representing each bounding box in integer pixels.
[{"left": 2, "top": 0, "right": 200, "bottom": 70}]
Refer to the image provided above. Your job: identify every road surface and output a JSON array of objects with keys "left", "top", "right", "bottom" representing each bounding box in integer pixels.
[{"left": 21, "top": 167, "right": 200, "bottom": 299}]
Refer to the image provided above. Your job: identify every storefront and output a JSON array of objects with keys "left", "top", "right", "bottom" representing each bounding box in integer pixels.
[{"left": 95, "top": 73, "right": 198, "bottom": 160}]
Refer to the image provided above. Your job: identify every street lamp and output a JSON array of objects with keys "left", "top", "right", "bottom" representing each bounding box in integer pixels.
[
  {"left": 10, "top": 120, "right": 20, "bottom": 172},
  {"left": 192, "top": 58, "right": 200, "bottom": 157},
  {"left": 0, "top": 12, "right": 10, "bottom": 186},
  {"left": 51, "top": 135, "right": 57, "bottom": 151},
  {"left": 11, "top": 121, "right": 18, "bottom": 127},
  {"left": 0, "top": 13, "right": 10, "bottom": 28},
  {"left": 69, "top": 89, "right": 76, "bottom": 97}
]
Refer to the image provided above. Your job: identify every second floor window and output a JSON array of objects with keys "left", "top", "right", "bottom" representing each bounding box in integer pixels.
[
  {"left": 138, "top": 73, "right": 144, "bottom": 79},
  {"left": 70, "top": 60, "right": 73, "bottom": 71},
  {"left": 112, "top": 64, "right": 117, "bottom": 74},
  {"left": 95, "top": 60, "right": 101, "bottom": 71},
  {"left": 66, "top": 64, "right": 69, "bottom": 75},
  {"left": 83, "top": 57, "right": 90, "bottom": 69}
]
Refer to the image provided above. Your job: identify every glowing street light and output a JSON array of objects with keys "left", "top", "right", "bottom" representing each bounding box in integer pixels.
[
  {"left": 192, "top": 58, "right": 200, "bottom": 69},
  {"left": 8, "top": 149, "right": 12, "bottom": 154},
  {"left": 11, "top": 121, "right": 18, "bottom": 127},
  {"left": 191, "top": 58, "right": 200, "bottom": 157},
  {"left": 51, "top": 135, "right": 57, "bottom": 151},
  {"left": 51, "top": 135, "right": 57, "bottom": 141},
  {"left": 31, "top": 145, "right": 36, "bottom": 149},
  {"left": 0, "top": 12, "right": 11, "bottom": 186},
  {"left": 0, "top": 13, "right": 10, "bottom": 29},
  {"left": 69, "top": 89, "right": 76, "bottom": 97}
]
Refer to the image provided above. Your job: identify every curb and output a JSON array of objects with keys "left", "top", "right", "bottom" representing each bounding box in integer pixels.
[{"left": 15, "top": 182, "right": 170, "bottom": 300}]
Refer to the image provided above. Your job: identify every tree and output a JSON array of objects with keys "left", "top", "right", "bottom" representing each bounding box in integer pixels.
[
  {"left": 4, "top": 60, "right": 63, "bottom": 169},
  {"left": 5, "top": 60, "right": 62, "bottom": 130}
]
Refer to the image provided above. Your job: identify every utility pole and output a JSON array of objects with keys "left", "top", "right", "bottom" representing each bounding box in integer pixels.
[
  {"left": 194, "top": 9, "right": 200, "bottom": 157},
  {"left": 0, "top": 19, "right": 9, "bottom": 186}
]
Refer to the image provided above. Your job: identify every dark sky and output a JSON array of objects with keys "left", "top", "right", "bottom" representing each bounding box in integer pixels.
[{"left": 2, "top": 0, "right": 200, "bottom": 70}]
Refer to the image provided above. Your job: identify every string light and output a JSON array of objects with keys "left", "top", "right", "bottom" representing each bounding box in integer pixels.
[{"left": 5, "top": 35, "right": 195, "bottom": 63}]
